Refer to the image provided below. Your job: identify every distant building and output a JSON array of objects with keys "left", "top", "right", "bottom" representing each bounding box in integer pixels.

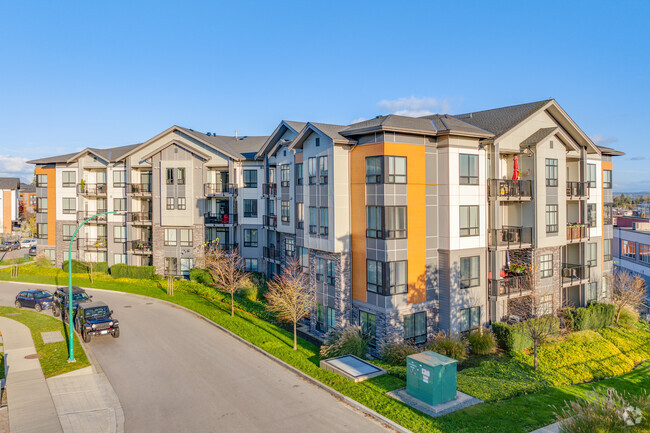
[
  {"left": 19, "top": 182, "right": 36, "bottom": 215},
  {"left": 613, "top": 222, "right": 650, "bottom": 305},
  {"left": 0, "top": 178, "right": 20, "bottom": 234}
]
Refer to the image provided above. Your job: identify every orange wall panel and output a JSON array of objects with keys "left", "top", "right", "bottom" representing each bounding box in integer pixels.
[{"left": 3, "top": 191, "right": 11, "bottom": 234}]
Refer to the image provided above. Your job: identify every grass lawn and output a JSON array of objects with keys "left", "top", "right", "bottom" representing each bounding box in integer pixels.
[
  {"left": 0, "top": 257, "right": 33, "bottom": 267},
  {"left": 0, "top": 306, "right": 90, "bottom": 377}
]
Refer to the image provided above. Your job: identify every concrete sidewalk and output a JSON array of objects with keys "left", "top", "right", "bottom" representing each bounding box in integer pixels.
[
  {"left": 530, "top": 421, "right": 561, "bottom": 433},
  {"left": 0, "top": 316, "right": 123, "bottom": 433}
]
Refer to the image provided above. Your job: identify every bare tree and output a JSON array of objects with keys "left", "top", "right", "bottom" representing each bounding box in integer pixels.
[
  {"left": 204, "top": 247, "right": 247, "bottom": 317},
  {"left": 265, "top": 259, "right": 313, "bottom": 350},
  {"left": 608, "top": 268, "right": 647, "bottom": 324}
]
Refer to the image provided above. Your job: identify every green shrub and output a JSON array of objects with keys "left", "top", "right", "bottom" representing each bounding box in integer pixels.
[
  {"left": 189, "top": 268, "right": 213, "bottom": 285},
  {"left": 380, "top": 341, "right": 419, "bottom": 365},
  {"left": 491, "top": 322, "right": 533, "bottom": 352},
  {"left": 618, "top": 307, "right": 640, "bottom": 329},
  {"left": 62, "top": 260, "right": 89, "bottom": 273},
  {"left": 563, "top": 303, "right": 616, "bottom": 331},
  {"left": 34, "top": 254, "right": 53, "bottom": 267},
  {"left": 320, "top": 325, "right": 371, "bottom": 359},
  {"left": 598, "top": 325, "right": 650, "bottom": 363},
  {"left": 239, "top": 285, "right": 258, "bottom": 302},
  {"left": 91, "top": 262, "right": 109, "bottom": 274},
  {"left": 426, "top": 331, "right": 468, "bottom": 361},
  {"left": 110, "top": 264, "right": 156, "bottom": 280},
  {"left": 468, "top": 327, "right": 496, "bottom": 355}
]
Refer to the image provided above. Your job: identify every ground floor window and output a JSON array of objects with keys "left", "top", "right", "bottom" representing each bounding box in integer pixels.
[
  {"left": 113, "top": 253, "right": 127, "bottom": 265},
  {"left": 165, "top": 257, "right": 178, "bottom": 275},
  {"left": 327, "top": 307, "right": 336, "bottom": 330},
  {"left": 64, "top": 251, "right": 77, "bottom": 261},
  {"left": 539, "top": 294, "right": 553, "bottom": 315},
  {"left": 360, "top": 311, "right": 377, "bottom": 347},
  {"left": 587, "top": 282, "right": 598, "bottom": 302},
  {"left": 316, "top": 304, "right": 327, "bottom": 332},
  {"left": 181, "top": 258, "right": 193, "bottom": 277},
  {"left": 245, "top": 258, "right": 258, "bottom": 272},
  {"left": 404, "top": 311, "right": 427, "bottom": 344},
  {"left": 44, "top": 249, "right": 55, "bottom": 262},
  {"left": 460, "top": 306, "right": 480, "bottom": 333}
]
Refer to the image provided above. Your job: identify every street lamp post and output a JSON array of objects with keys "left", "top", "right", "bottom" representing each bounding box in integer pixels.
[{"left": 67, "top": 210, "right": 121, "bottom": 362}]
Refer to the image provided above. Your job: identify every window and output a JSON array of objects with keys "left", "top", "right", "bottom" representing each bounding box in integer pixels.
[
  {"left": 545, "top": 159, "right": 558, "bottom": 187},
  {"left": 62, "top": 198, "right": 76, "bottom": 214},
  {"left": 64, "top": 251, "right": 77, "bottom": 261},
  {"left": 540, "top": 294, "right": 553, "bottom": 315},
  {"left": 601, "top": 277, "right": 609, "bottom": 299},
  {"left": 166, "top": 197, "right": 175, "bottom": 210},
  {"left": 316, "top": 258, "right": 325, "bottom": 282},
  {"left": 587, "top": 164, "right": 597, "bottom": 188},
  {"left": 359, "top": 311, "right": 376, "bottom": 347},
  {"left": 243, "top": 170, "right": 257, "bottom": 188},
  {"left": 268, "top": 167, "right": 276, "bottom": 184},
  {"left": 546, "top": 205, "right": 558, "bottom": 233},
  {"left": 327, "top": 307, "right": 335, "bottom": 330},
  {"left": 367, "top": 260, "right": 407, "bottom": 295},
  {"left": 281, "top": 165, "right": 290, "bottom": 187},
  {"left": 97, "top": 198, "right": 107, "bottom": 213},
  {"left": 29, "top": 195, "right": 36, "bottom": 206},
  {"left": 281, "top": 201, "right": 290, "bottom": 223},
  {"left": 298, "top": 247, "right": 309, "bottom": 272},
  {"left": 308, "top": 157, "right": 317, "bottom": 184},
  {"left": 460, "top": 306, "right": 481, "bottom": 333},
  {"left": 387, "top": 156, "right": 406, "bottom": 183},
  {"left": 37, "top": 197, "right": 48, "bottom": 213},
  {"left": 459, "top": 154, "right": 479, "bottom": 185},
  {"left": 62, "top": 171, "right": 76, "bottom": 188},
  {"left": 180, "top": 258, "right": 193, "bottom": 276},
  {"left": 540, "top": 254, "right": 553, "bottom": 278},
  {"left": 296, "top": 203, "right": 304, "bottom": 229},
  {"left": 386, "top": 207, "right": 407, "bottom": 239},
  {"left": 309, "top": 207, "right": 317, "bottom": 234},
  {"left": 244, "top": 199, "right": 257, "bottom": 217},
  {"left": 460, "top": 256, "right": 480, "bottom": 289},
  {"left": 164, "top": 229, "right": 177, "bottom": 246},
  {"left": 244, "top": 258, "right": 258, "bottom": 272},
  {"left": 604, "top": 239, "right": 612, "bottom": 261},
  {"left": 296, "top": 163, "right": 303, "bottom": 185},
  {"left": 366, "top": 156, "right": 382, "bottom": 183},
  {"left": 316, "top": 304, "right": 326, "bottom": 332},
  {"left": 366, "top": 259, "right": 383, "bottom": 293},
  {"left": 622, "top": 240, "right": 636, "bottom": 259},
  {"left": 113, "top": 198, "right": 126, "bottom": 212},
  {"left": 244, "top": 229, "right": 258, "bottom": 247},
  {"left": 640, "top": 244, "right": 650, "bottom": 264},
  {"left": 37, "top": 223, "right": 48, "bottom": 239},
  {"left": 166, "top": 168, "right": 174, "bottom": 184},
  {"left": 587, "top": 282, "right": 598, "bottom": 302},
  {"left": 177, "top": 168, "right": 185, "bottom": 185},
  {"left": 603, "top": 170, "right": 612, "bottom": 189},
  {"left": 180, "top": 229, "right": 192, "bottom": 247},
  {"left": 586, "top": 243, "right": 597, "bottom": 267},
  {"left": 604, "top": 204, "right": 613, "bottom": 225},
  {"left": 366, "top": 206, "right": 383, "bottom": 238},
  {"left": 315, "top": 137, "right": 320, "bottom": 147},
  {"left": 587, "top": 203, "right": 597, "bottom": 227},
  {"left": 404, "top": 312, "right": 427, "bottom": 344},
  {"left": 459, "top": 205, "right": 479, "bottom": 237},
  {"left": 62, "top": 224, "right": 75, "bottom": 241},
  {"left": 388, "top": 261, "right": 407, "bottom": 294},
  {"left": 319, "top": 156, "right": 328, "bottom": 184},
  {"left": 267, "top": 198, "right": 275, "bottom": 216},
  {"left": 113, "top": 226, "right": 126, "bottom": 243},
  {"left": 320, "top": 207, "right": 328, "bottom": 236},
  {"left": 113, "top": 170, "right": 126, "bottom": 187},
  {"left": 114, "top": 254, "right": 127, "bottom": 265},
  {"left": 177, "top": 197, "right": 186, "bottom": 210},
  {"left": 285, "top": 238, "right": 295, "bottom": 256},
  {"left": 164, "top": 257, "right": 177, "bottom": 275},
  {"left": 36, "top": 174, "right": 48, "bottom": 187}
]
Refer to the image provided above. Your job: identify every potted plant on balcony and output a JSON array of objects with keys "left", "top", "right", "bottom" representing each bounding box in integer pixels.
[
  {"left": 509, "top": 263, "right": 527, "bottom": 275},
  {"left": 79, "top": 179, "right": 86, "bottom": 193}
]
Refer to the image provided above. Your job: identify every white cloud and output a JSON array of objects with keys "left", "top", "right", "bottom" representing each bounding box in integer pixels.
[
  {"left": 350, "top": 117, "right": 368, "bottom": 124},
  {"left": 590, "top": 134, "right": 618, "bottom": 146},
  {"left": 377, "top": 96, "right": 452, "bottom": 117},
  {"left": 0, "top": 155, "right": 33, "bottom": 183}
]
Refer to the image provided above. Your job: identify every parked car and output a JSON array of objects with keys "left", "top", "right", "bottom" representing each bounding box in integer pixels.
[
  {"left": 52, "top": 286, "right": 92, "bottom": 321},
  {"left": 15, "top": 289, "right": 54, "bottom": 312},
  {"left": 21, "top": 239, "right": 36, "bottom": 248},
  {"left": 74, "top": 301, "right": 119, "bottom": 342},
  {"left": 29, "top": 245, "right": 37, "bottom": 256},
  {"left": 0, "top": 241, "right": 18, "bottom": 251}
]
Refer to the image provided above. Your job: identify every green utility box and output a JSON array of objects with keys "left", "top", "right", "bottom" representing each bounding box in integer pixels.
[{"left": 406, "top": 351, "right": 457, "bottom": 406}]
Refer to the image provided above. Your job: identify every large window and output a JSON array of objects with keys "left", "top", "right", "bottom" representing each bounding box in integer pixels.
[
  {"left": 180, "top": 229, "right": 192, "bottom": 247},
  {"left": 244, "top": 199, "right": 257, "bottom": 218},
  {"left": 388, "top": 261, "right": 407, "bottom": 294},
  {"left": 587, "top": 242, "right": 597, "bottom": 267},
  {"left": 62, "top": 198, "right": 76, "bottom": 214},
  {"left": 166, "top": 168, "right": 174, "bottom": 185},
  {"left": 327, "top": 307, "right": 335, "bottom": 330},
  {"left": 366, "top": 260, "right": 383, "bottom": 293},
  {"left": 604, "top": 239, "right": 612, "bottom": 261},
  {"left": 365, "top": 156, "right": 407, "bottom": 184},
  {"left": 281, "top": 165, "right": 290, "bottom": 187},
  {"left": 166, "top": 197, "right": 175, "bottom": 210},
  {"left": 460, "top": 306, "right": 481, "bottom": 333},
  {"left": 180, "top": 258, "right": 193, "bottom": 277},
  {"left": 296, "top": 163, "right": 303, "bottom": 185},
  {"left": 316, "top": 305, "right": 326, "bottom": 332},
  {"left": 244, "top": 229, "right": 258, "bottom": 247},
  {"left": 546, "top": 205, "right": 558, "bottom": 233},
  {"left": 366, "top": 156, "right": 382, "bottom": 183},
  {"left": 177, "top": 168, "right": 186, "bottom": 185},
  {"left": 604, "top": 204, "right": 613, "bottom": 225},
  {"left": 36, "top": 174, "right": 48, "bottom": 187},
  {"left": 309, "top": 207, "right": 317, "bottom": 234},
  {"left": 359, "top": 311, "right": 376, "bottom": 347},
  {"left": 113, "top": 226, "right": 126, "bottom": 243},
  {"left": 320, "top": 208, "right": 328, "bottom": 236},
  {"left": 459, "top": 154, "right": 479, "bottom": 185},
  {"left": 244, "top": 259, "right": 258, "bottom": 272},
  {"left": 243, "top": 170, "right": 257, "bottom": 188},
  {"left": 621, "top": 240, "right": 636, "bottom": 259},
  {"left": 113, "top": 170, "right": 126, "bottom": 187},
  {"left": 327, "top": 260, "right": 335, "bottom": 285},
  {"left": 62, "top": 171, "right": 76, "bottom": 188},
  {"left": 319, "top": 156, "right": 328, "bottom": 184},
  {"left": 603, "top": 170, "right": 612, "bottom": 189},
  {"left": 37, "top": 197, "right": 48, "bottom": 213},
  {"left": 308, "top": 157, "right": 317, "bottom": 184},
  {"left": 114, "top": 198, "right": 126, "bottom": 212},
  {"left": 404, "top": 312, "right": 427, "bottom": 344},
  {"left": 285, "top": 238, "right": 295, "bottom": 257},
  {"left": 640, "top": 244, "right": 650, "bottom": 264},
  {"left": 387, "top": 156, "right": 407, "bottom": 183},
  {"left": 540, "top": 294, "right": 553, "bottom": 315},
  {"left": 460, "top": 256, "right": 480, "bottom": 289},
  {"left": 37, "top": 223, "right": 48, "bottom": 239},
  {"left": 587, "top": 203, "right": 597, "bottom": 227},
  {"left": 281, "top": 201, "right": 290, "bottom": 223},
  {"left": 545, "top": 158, "right": 558, "bottom": 187},
  {"left": 177, "top": 197, "right": 186, "bottom": 210},
  {"left": 366, "top": 260, "right": 407, "bottom": 295},
  {"left": 540, "top": 254, "right": 553, "bottom": 278},
  {"left": 164, "top": 228, "right": 177, "bottom": 246},
  {"left": 62, "top": 224, "right": 75, "bottom": 241},
  {"left": 459, "top": 205, "right": 479, "bottom": 237},
  {"left": 316, "top": 258, "right": 325, "bottom": 282},
  {"left": 298, "top": 247, "right": 309, "bottom": 272},
  {"left": 366, "top": 206, "right": 383, "bottom": 238},
  {"left": 296, "top": 203, "right": 304, "bottom": 229},
  {"left": 587, "top": 164, "right": 597, "bottom": 188},
  {"left": 367, "top": 206, "right": 407, "bottom": 239}
]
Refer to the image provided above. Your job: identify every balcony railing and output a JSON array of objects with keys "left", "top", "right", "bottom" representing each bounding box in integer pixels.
[
  {"left": 489, "top": 275, "right": 530, "bottom": 297},
  {"left": 566, "top": 224, "right": 589, "bottom": 243},
  {"left": 562, "top": 264, "right": 590, "bottom": 287},
  {"left": 127, "top": 212, "right": 152, "bottom": 224},
  {"left": 126, "top": 183, "right": 152, "bottom": 195},
  {"left": 79, "top": 238, "right": 108, "bottom": 250},
  {"left": 206, "top": 242, "right": 238, "bottom": 253},
  {"left": 77, "top": 211, "right": 108, "bottom": 222},
  {"left": 488, "top": 179, "right": 532, "bottom": 200},
  {"left": 263, "top": 246, "right": 281, "bottom": 261},
  {"left": 263, "top": 215, "right": 277, "bottom": 228},
  {"left": 262, "top": 183, "right": 277, "bottom": 197},
  {"left": 77, "top": 183, "right": 107, "bottom": 196},
  {"left": 489, "top": 227, "right": 533, "bottom": 250},
  {"left": 129, "top": 240, "right": 153, "bottom": 254},
  {"left": 566, "top": 181, "right": 589, "bottom": 199},
  {"left": 204, "top": 212, "right": 237, "bottom": 225},
  {"left": 204, "top": 183, "right": 235, "bottom": 195}
]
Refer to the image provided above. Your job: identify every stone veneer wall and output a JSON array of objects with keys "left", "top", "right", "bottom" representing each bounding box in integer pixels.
[
  {"left": 509, "top": 246, "right": 561, "bottom": 314},
  {"left": 152, "top": 225, "right": 164, "bottom": 275}
]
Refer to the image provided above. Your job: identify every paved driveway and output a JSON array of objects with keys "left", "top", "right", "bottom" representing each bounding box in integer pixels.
[{"left": 0, "top": 282, "right": 390, "bottom": 433}]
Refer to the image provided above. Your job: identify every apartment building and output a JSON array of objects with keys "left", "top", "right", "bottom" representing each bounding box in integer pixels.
[
  {"left": 613, "top": 222, "right": 650, "bottom": 304},
  {"left": 29, "top": 99, "right": 621, "bottom": 352},
  {"left": 19, "top": 182, "right": 36, "bottom": 215},
  {"left": 0, "top": 178, "right": 20, "bottom": 234}
]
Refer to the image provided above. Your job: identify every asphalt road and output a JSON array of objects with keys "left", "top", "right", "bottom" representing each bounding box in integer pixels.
[{"left": 0, "top": 282, "right": 391, "bottom": 433}]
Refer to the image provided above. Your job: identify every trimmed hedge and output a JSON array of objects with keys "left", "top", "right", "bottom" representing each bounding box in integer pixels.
[
  {"left": 492, "top": 322, "right": 533, "bottom": 352},
  {"left": 563, "top": 302, "right": 616, "bottom": 331},
  {"left": 110, "top": 264, "right": 156, "bottom": 280},
  {"left": 189, "top": 268, "right": 213, "bottom": 284},
  {"left": 62, "top": 260, "right": 109, "bottom": 274}
]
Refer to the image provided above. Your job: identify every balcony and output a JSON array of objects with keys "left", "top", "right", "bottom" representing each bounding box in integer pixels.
[
  {"left": 206, "top": 242, "right": 238, "bottom": 253},
  {"left": 262, "top": 183, "right": 277, "bottom": 197},
  {"left": 488, "top": 179, "right": 532, "bottom": 201},
  {"left": 204, "top": 212, "right": 237, "bottom": 225},
  {"left": 566, "top": 224, "right": 589, "bottom": 243},
  {"left": 77, "top": 183, "right": 107, "bottom": 196},
  {"left": 204, "top": 183, "right": 236, "bottom": 196},
  {"left": 566, "top": 182, "right": 589, "bottom": 200},
  {"left": 562, "top": 264, "right": 590, "bottom": 287},
  {"left": 77, "top": 211, "right": 108, "bottom": 223},
  {"left": 489, "top": 275, "right": 530, "bottom": 298},
  {"left": 489, "top": 227, "right": 533, "bottom": 250},
  {"left": 79, "top": 238, "right": 108, "bottom": 250},
  {"left": 127, "top": 183, "right": 152, "bottom": 195},
  {"left": 128, "top": 240, "right": 153, "bottom": 255},
  {"left": 127, "top": 212, "right": 152, "bottom": 224},
  {"left": 263, "top": 215, "right": 277, "bottom": 228},
  {"left": 263, "top": 246, "right": 281, "bottom": 261}
]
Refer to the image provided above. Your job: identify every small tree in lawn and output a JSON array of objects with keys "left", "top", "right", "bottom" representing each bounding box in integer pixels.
[
  {"left": 265, "top": 259, "right": 313, "bottom": 350},
  {"left": 609, "top": 268, "right": 647, "bottom": 324},
  {"left": 204, "top": 247, "right": 247, "bottom": 317}
]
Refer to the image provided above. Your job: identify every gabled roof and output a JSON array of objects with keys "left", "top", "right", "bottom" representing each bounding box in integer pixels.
[
  {"left": 0, "top": 178, "right": 20, "bottom": 190},
  {"left": 448, "top": 100, "right": 550, "bottom": 138},
  {"left": 290, "top": 122, "right": 355, "bottom": 150},
  {"left": 426, "top": 115, "right": 494, "bottom": 137},
  {"left": 255, "top": 120, "right": 307, "bottom": 160},
  {"left": 20, "top": 183, "right": 35, "bottom": 193},
  {"left": 27, "top": 144, "right": 141, "bottom": 165},
  {"left": 520, "top": 127, "right": 558, "bottom": 147},
  {"left": 341, "top": 115, "right": 437, "bottom": 135},
  {"left": 28, "top": 151, "right": 85, "bottom": 165}
]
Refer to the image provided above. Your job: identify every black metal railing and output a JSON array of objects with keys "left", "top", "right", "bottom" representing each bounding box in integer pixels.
[
  {"left": 562, "top": 264, "right": 590, "bottom": 287},
  {"left": 206, "top": 242, "right": 238, "bottom": 253},
  {"left": 127, "top": 212, "right": 152, "bottom": 224},
  {"left": 489, "top": 275, "right": 530, "bottom": 297},
  {"left": 204, "top": 212, "right": 237, "bottom": 225},
  {"left": 77, "top": 183, "right": 107, "bottom": 195},
  {"left": 489, "top": 227, "right": 533, "bottom": 250},
  {"left": 263, "top": 215, "right": 277, "bottom": 228},
  {"left": 263, "top": 246, "right": 281, "bottom": 261},
  {"left": 129, "top": 240, "right": 153, "bottom": 254},
  {"left": 127, "top": 183, "right": 152, "bottom": 194},
  {"left": 566, "top": 181, "right": 590, "bottom": 199},
  {"left": 77, "top": 211, "right": 108, "bottom": 222},
  {"left": 204, "top": 183, "right": 235, "bottom": 195},
  {"left": 488, "top": 179, "right": 533, "bottom": 200},
  {"left": 78, "top": 238, "right": 108, "bottom": 250},
  {"left": 566, "top": 224, "right": 589, "bottom": 242},
  {"left": 262, "top": 183, "right": 277, "bottom": 197}
]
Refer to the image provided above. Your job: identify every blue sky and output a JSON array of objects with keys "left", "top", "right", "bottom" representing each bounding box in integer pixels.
[{"left": 0, "top": 0, "right": 648, "bottom": 191}]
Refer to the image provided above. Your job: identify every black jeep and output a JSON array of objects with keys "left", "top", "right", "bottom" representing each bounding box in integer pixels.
[
  {"left": 75, "top": 301, "right": 119, "bottom": 342},
  {"left": 52, "top": 286, "right": 91, "bottom": 321}
]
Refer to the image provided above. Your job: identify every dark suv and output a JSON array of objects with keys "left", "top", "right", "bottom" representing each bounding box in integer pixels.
[
  {"left": 75, "top": 301, "right": 119, "bottom": 342},
  {"left": 15, "top": 289, "right": 54, "bottom": 311},
  {"left": 52, "top": 286, "right": 91, "bottom": 321}
]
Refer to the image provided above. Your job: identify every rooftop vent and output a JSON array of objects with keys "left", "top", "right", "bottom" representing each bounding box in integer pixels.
[{"left": 207, "top": 132, "right": 212, "bottom": 136}]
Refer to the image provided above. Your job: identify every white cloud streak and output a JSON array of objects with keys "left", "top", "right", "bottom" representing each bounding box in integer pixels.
[
  {"left": 377, "top": 96, "right": 452, "bottom": 117},
  {"left": 590, "top": 134, "right": 618, "bottom": 146},
  {"left": 0, "top": 155, "right": 33, "bottom": 183}
]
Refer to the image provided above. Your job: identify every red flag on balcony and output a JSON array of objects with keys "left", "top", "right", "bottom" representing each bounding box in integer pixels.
[{"left": 513, "top": 156, "right": 520, "bottom": 181}]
